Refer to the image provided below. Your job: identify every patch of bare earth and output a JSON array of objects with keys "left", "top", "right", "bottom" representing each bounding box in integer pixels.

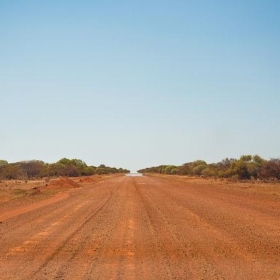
[
  {"left": 0, "top": 175, "right": 280, "bottom": 279},
  {"left": 0, "top": 175, "right": 108, "bottom": 219}
]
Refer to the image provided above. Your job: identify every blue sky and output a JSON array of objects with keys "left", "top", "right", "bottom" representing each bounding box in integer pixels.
[{"left": 1, "top": 0, "right": 280, "bottom": 172}]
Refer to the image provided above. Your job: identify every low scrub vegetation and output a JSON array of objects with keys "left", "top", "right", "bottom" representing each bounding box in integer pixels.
[
  {"left": 138, "top": 155, "right": 280, "bottom": 180},
  {"left": 0, "top": 159, "right": 130, "bottom": 180}
]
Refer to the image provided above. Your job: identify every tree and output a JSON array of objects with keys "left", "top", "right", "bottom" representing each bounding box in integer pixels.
[
  {"left": 164, "top": 165, "right": 178, "bottom": 174},
  {"left": 19, "top": 160, "right": 45, "bottom": 179},
  {"left": 253, "top": 155, "right": 265, "bottom": 165},
  {"left": 0, "top": 160, "right": 8, "bottom": 167},
  {"left": 240, "top": 155, "right": 252, "bottom": 163},
  {"left": 259, "top": 159, "right": 280, "bottom": 179},
  {"left": 193, "top": 164, "right": 207, "bottom": 176},
  {"left": 137, "top": 155, "right": 280, "bottom": 180},
  {"left": 235, "top": 161, "right": 250, "bottom": 179},
  {"left": 177, "top": 163, "right": 192, "bottom": 175},
  {"left": 57, "top": 158, "right": 71, "bottom": 165}
]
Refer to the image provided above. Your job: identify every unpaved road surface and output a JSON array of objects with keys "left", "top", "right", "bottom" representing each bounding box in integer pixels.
[{"left": 0, "top": 175, "right": 280, "bottom": 279}]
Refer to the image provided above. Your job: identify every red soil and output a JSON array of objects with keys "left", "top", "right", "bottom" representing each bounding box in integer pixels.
[
  {"left": 0, "top": 175, "right": 280, "bottom": 279},
  {"left": 44, "top": 177, "right": 81, "bottom": 190}
]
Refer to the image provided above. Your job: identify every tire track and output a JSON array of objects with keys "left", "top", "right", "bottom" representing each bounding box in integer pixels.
[
  {"left": 134, "top": 177, "right": 227, "bottom": 280},
  {"left": 0, "top": 183, "right": 114, "bottom": 280},
  {"left": 1, "top": 175, "right": 280, "bottom": 280},
  {"left": 141, "top": 176, "right": 280, "bottom": 280},
  {"left": 30, "top": 192, "right": 112, "bottom": 279}
]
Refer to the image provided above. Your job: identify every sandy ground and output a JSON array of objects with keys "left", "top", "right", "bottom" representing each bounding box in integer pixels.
[{"left": 0, "top": 175, "right": 280, "bottom": 279}]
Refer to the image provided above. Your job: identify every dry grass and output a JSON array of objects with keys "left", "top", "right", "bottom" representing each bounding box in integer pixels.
[{"left": 147, "top": 174, "right": 280, "bottom": 198}]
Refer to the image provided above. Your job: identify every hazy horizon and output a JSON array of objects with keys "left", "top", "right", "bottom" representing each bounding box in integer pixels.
[{"left": 1, "top": 1, "right": 279, "bottom": 172}]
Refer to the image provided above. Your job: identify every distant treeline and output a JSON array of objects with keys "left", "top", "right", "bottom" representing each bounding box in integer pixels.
[
  {"left": 138, "top": 155, "right": 280, "bottom": 180},
  {"left": 0, "top": 158, "right": 130, "bottom": 180}
]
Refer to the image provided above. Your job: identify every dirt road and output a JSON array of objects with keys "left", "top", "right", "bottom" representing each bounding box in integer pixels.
[{"left": 0, "top": 175, "right": 280, "bottom": 279}]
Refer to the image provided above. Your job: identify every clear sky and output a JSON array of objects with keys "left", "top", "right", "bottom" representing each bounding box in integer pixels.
[{"left": 1, "top": 0, "right": 280, "bottom": 172}]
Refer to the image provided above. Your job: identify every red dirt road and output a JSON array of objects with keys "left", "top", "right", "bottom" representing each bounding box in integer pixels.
[{"left": 0, "top": 175, "right": 280, "bottom": 279}]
